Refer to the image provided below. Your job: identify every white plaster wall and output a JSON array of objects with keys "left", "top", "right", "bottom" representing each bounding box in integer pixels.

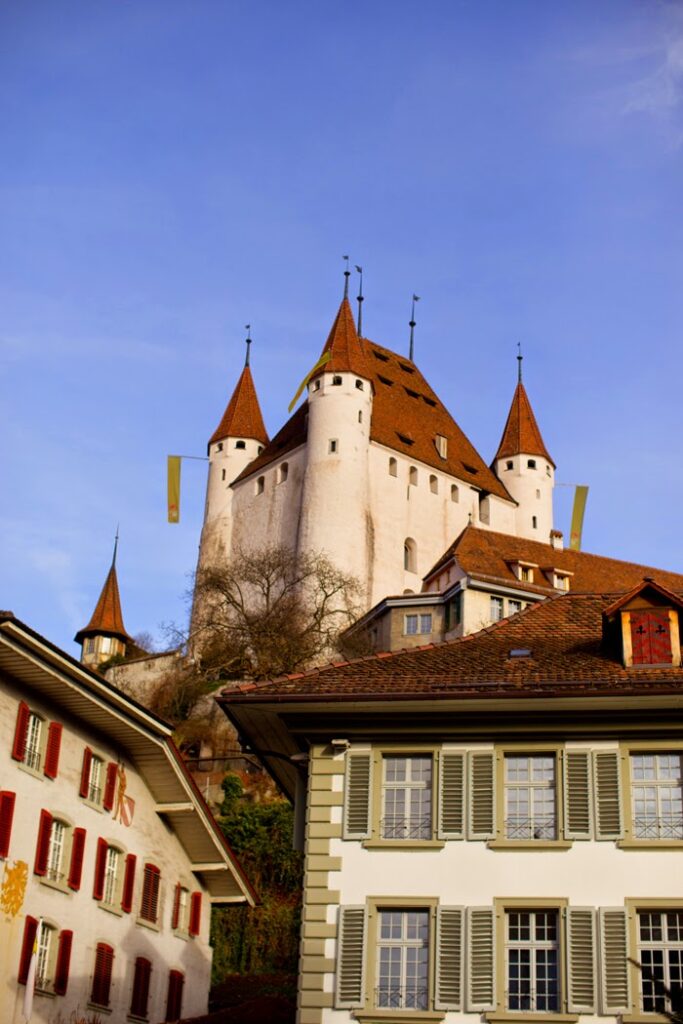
[
  {"left": 229, "top": 446, "right": 307, "bottom": 559},
  {"left": 496, "top": 454, "right": 554, "bottom": 542},
  {"left": 0, "top": 676, "right": 214, "bottom": 1024}
]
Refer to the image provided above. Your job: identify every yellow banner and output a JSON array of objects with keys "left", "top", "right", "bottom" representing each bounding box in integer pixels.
[
  {"left": 167, "top": 456, "right": 181, "bottom": 523},
  {"left": 287, "top": 350, "right": 331, "bottom": 412},
  {"left": 569, "top": 485, "right": 589, "bottom": 551}
]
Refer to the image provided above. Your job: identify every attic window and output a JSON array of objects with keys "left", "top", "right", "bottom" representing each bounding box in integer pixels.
[
  {"left": 506, "top": 460, "right": 513, "bottom": 470},
  {"left": 235, "top": 440, "right": 246, "bottom": 450},
  {"left": 378, "top": 375, "right": 394, "bottom": 387},
  {"left": 312, "top": 379, "right": 321, "bottom": 391},
  {"left": 216, "top": 443, "right": 223, "bottom": 453},
  {"left": 399, "top": 362, "right": 415, "bottom": 374},
  {"left": 462, "top": 464, "right": 478, "bottom": 475},
  {"left": 527, "top": 459, "right": 537, "bottom": 469},
  {"left": 630, "top": 610, "right": 673, "bottom": 666},
  {"left": 510, "top": 648, "right": 532, "bottom": 658},
  {"left": 332, "top": 375, "right": 343, "bottom": 386},
  {"left": 404, "top": 387, "right": 419, "bottom": 399},
  {"left": 423, "top": 397, "right": 437, "bottom": 407},
  {"left": 355, "top": 379, "right": 364, "bottom": 390},
  {"left": 435, "top": 435, "right": 448, "bottom": 459},
  {"left": 397, "top": 433, "right": 414, "bottom": 446},
  {"left": 553, "top": 573, "right": 570, "bottom": 591},
  {"left": 373, "top": 351, "right": 390, "bottom": 363}
]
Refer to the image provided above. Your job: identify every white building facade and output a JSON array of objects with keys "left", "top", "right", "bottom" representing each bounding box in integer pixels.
[{"left": 0, "top": 612, "right": 254, "bottom": 1024}]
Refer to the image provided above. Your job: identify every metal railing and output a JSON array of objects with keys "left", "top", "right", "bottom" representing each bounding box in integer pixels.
[
  {"left": 634, "top": 816, "right": 683, "bottom": 840},
  {"left": 376, "top": 985, "right": 428, "bottom": 1010},
  {"left": 381, "top": 815, "right": 432, "bottom": 840},
  {"left": 506, "top": 989, "right": 560, "bottom": 1012},
  {"left": 505, "top": 815, "right": 556, "bottom": 840}
]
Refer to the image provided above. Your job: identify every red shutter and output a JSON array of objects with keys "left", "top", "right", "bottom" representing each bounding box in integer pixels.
[
  {"left": 165, "top": 970, "right": 185, "bottom": 1021},
  {"left": 0, "top": 791, "right": 16, "bottom": 859},
  {"left": 171, "top": 883, "right": 181, "bottom": 930},
  {"left": 130, "top": 957, "right": 152, "bottom": 1017},
  {"left": 44, "top": 722, "right": 63, "bottom": 779},
  {"left": 79, "top": 747, "right": 93, "bottom": 798},
  {"left": 93, "top": 837, "right": 108, "bottom": 900},
  {"left": 68, "top": 828, "right": 87, "bottom": 890},
  {"left": 18, "top": 915, "right": 38, "bottom": 984},
  {"left": 189, "top": 891, "right": 202, "bottom": 937},
  {"left": 53, "top": 929, "right": 73, "bottom": 995},
  {"left": 12, "top": 702, "right": 30, "bottom": 761},
  {"left": 91, "top": 943, "right": 114, "bottom": 1006},
  {"left": 631, "top": 609, "right": 673, "bottom": 665},
  {"left": 34, "top": 809, "right": 52, "bottom": 876},
  {"left": 140, "top": 863, "right": 160, "bottom": 922},
  {"left": 121, "top": 853, "right": 137, "bottom": 913},
  {"left": 103, "top": 762, "right": 117, "bottom": 811}
]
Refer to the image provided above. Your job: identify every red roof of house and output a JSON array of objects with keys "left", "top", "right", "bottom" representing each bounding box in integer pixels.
[
  {"left": 232, "top": 306, "right": 512, "bottom": 500},
  {"left": 494, "top": 381, "right": 554, "bottom": 467},
  {"left": 209, "top": 365, "right": 269, "bottom": 449},
  {"left": 74, "top": 563, "right": 130, "bottom": 644},
  {"left": 224, "top": 587, "right": 683, "bottom": 703}
]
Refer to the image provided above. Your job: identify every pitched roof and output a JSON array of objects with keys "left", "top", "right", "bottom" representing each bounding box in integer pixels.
[
  {"left": 232, "top": 312, "right": 512, "bottom": 500},
  {"left": 424, "top": 525, "right": 683, "bottom": 596},
  {"left": 224, "top": 588, "right": 683, "bottom": 703},
  {"left": 494, "top": 381, "right": 554, "bottom": 467},
  {"left": 209, "top": 364, "right": 269, "bottom": 449},
  {"left": 74, "top": 562, "right": 130, "bottom": 645},
  {"left": 321, "top": 297, "right": 374, "bottom": 379}
]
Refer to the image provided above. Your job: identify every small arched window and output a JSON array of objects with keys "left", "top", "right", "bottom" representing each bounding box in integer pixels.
[
  {"left": 409, "top": 466, "right": 418, "bottom": 487},
  {"left": 278, "top": 463, "right": 288, "bottom": 484},
  {"left": 255, "top": 477, "right": 265, "bottom": 495},
  {"left": 257, "top": 446, "right": 264, "bottom": 454},
  {"left": 451, "top": 484, "right": 459, "bottom": 503},
  {"left": 429, "top": 475, "right": 438, "bottom": 494},
  {"left": 216, "top": 442, "right": 223, "bottom": 453},
  {"left": 527, "top": 459, "right": 537, "bottom": 469},
  {"left": 358, "top": 411, "right": 363, "bottom": 423},
  {"left": 506, "top": 460, "right": 513, "bottom": 470},
  {"left": 404, "top": 537, "right": 417, "bottom": 573},
  {"left": 332, "top": 375, "right": 342, "bottom": 386},
  {"left": 235, "top": 440, "right": 246, "bottom": 450},
  {"left": 389, "top": 457, "right": 398, "bottom": 477},
  {"left": 221, "top": 469, "right": 226, "bottom": 481},
  {"left": 532, "top": 515, "right": 538, "bottom": 529},
  {"left": 355, "top": 379, "right": 364, "bottom": 390},
  {"left": 312, "top": 379, "right": 321, "bottom": 391}
]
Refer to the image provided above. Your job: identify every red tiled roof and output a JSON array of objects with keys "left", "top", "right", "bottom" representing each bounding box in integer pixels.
[
  {"left": 209, "top": 365, "right": 269, "bottom": 449},
  {"left": 425, "top": 525, "right": 683, "bottom": 595},
  {"left": 224, "top": 589, "right": 683, "bottom": 702},
  {"left": 232, "top": 308, "right": 512, "bottom": 500},
  {"left": 494, "top": 381, "right": 554, "bottom": 467},
  {"left": 322, "top": 297, "right": 374, "bottom": 379},
  {"left": 74, "top": 564, "right": 130, "bottom": 644}
]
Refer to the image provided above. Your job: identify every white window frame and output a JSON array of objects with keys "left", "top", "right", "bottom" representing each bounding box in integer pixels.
[
  {"left": 504, "top": 754, "right": 557, "bottom": 841},
  {"left": 88, "top": 755, "right": 104, "bottom": 805},
  {"left": 36, "top": 922, "right": 57, "bottom": 992},
  {"left": 381, "top": 756, "right": 433, "bottom": 841},
  {"left": 490, "top": 597, "right": 504, "bottom": 622},
  {"left": 376, "top": 908, "right": 430, "bottom": 1010},
  {"left": 103, "top": 845, "right": 121, "bottom": 906},
  {"left": 637, "top": 909, "right": 683, "bottom": 1014},
  {"left": 631, "top": 753, "right": 683, "bottom": 840},
  {"left": 25, "top": 712, "right": 43, "bottom": 772},
  {"left": 506, "top": 909, "right": 560, "bottom": 1012}
]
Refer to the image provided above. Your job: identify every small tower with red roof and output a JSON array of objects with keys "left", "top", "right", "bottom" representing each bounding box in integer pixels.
[
  {"left": 493, "top": 354, "right": 555, "bottom": 542},
  {"left": 75, "top": 536, "right": 131, "bottom": 666},
  {"left": 199, "top": 333, "right": 269, "bottom": 567}
]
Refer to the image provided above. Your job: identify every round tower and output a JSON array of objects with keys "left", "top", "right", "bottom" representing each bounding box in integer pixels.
[
  {"left": 75, "top": 533, "right": 131, "bottom": 666},
  {"left": 493, "top": 356, "right": 555, "bottom": 542},
  {"left": 297, "top": 298, "right": 374, "bottom": 595}
]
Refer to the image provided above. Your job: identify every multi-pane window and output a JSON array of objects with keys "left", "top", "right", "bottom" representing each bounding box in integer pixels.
[
  {"left": 404, "top": 614, "right": 432, "bottom": 636},
  {"left": 382, "top": 756, "right": 432, "bottom": 840},
  {"left": 88, "top": 755, "right": 103, "bottom": 804},
  {"left": 103, "top": 846, "right": 120, "bottom": 905},
  {"left": 506, "top": 910, "right": 559, "bottom": 1012},
  {"left": 505, "top": 755, "right": 557, "bottom": 840},
  {"left": 36, "top": 922, "right": 55, "bottom": 990},
  {"left": 25, "top": 713, "right": 43, "bottom": 771},
  {"left": 46, "top": 820, "right": 66, "bottom": 883},
  {"left": 508, "top": 599, "right": 522, "bottom": 615},
  {"left": 638, "top": 911, "right": 683, "bottom": 1013},
  {"left": 490, "top": 597, "right": 504, "bottom": 622},
  {"left": 377, "top": 909, "right": 429, "bottom": 1010},
  {"left": 631, "top": 754, "right": 683, "bottom": 840}
]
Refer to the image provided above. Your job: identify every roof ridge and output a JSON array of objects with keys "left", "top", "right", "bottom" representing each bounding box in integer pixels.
[{"left": 209, "top": 363, "right": 269, "bottom": 449}]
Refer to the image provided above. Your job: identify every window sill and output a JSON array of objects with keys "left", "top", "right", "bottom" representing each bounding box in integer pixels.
[
  {"left": 354, "top": 1011, "right": 444, "bottom": 1022},
  {"left": 40, "top": 876, "right": 70, "bottom": 895},
  {"left": 99, "top": 900, "right": 123, "bottom": 917},
  {"left": 136, "top": 916, "right": 159, "bottom": 932},
  {"left": 487, "top": 840, "right": 572, "bottom": 851},
  {"left": 362, "top": 839, "right": 445, "bottom": 851},
  {"left": 486, "top": 1014, "right": 578, "bottom": 1023},
  {"left": 17, "top": 761, "right": 44, "bottom": 782},
  {"left": 172, "top": 928, "right": 190, "bottom": 942},
  {"left": 82, "top": 797, "right": 104, "bottom": 814},
  {"left": 622, "top": 1014, "right": 673, "bottom": 1023},
  {"left": 617, "top": 839, "right": 683, "bottom": 850},
  {"left": 88, "top": 1002, "right": 112, "bottom": 1015}
]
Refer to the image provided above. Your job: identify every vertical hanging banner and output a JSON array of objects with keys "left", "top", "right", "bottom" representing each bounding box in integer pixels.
[
  {"left": 569, "top": 485, "right": 589, "bottom": 551},
  {"left": 167, "top": 456, "right": 181, "bottom": 523}
]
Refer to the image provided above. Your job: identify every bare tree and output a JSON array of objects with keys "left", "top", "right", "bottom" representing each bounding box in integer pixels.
[{"left": 188, "top": 545, "right": 363, "bottom": 681}]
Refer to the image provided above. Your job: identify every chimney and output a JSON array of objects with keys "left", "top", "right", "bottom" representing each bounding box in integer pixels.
[{"left": 550, "top": 529, "right": 564, "bottom": 551}]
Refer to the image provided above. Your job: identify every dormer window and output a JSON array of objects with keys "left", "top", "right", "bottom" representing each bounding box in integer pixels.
[
  {"left": 435, "top": 435, "right": 448, "bottom": 460},
  {"left": 604, "top": 580, "right": 683, "bottom": 668},
  {"left": 554, "top": 573, "right": 570, "bottom": 591},
  {"left": 630, "top": 610, "right": 673, "bottom": 666},
  {"left": 511, "top": 561, "right": 538, "bottom": 584}
]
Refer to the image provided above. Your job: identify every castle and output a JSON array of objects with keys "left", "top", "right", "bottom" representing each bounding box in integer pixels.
[{"left": 196, "top": 294, "right": 555, "bottom": 610}]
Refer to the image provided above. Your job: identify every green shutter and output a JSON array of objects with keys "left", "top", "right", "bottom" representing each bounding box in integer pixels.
[
  {"left": 335, "top": 906, "right": 367, "bottom": 1008},
  {"left": 563, "top": 751, "right": 592, "bottom": 840},
  {"left": 468, "top": 752, "right": 495, "bottom": 840},
  {"left": 435, "top": 907, "right": 463, "bottom": 1010},
  {"left": 599, "top": 908, "right": 630, "bottom": 1014},
  {"left": 342, "top": 753, "right": 372, "bottom": 840},
  {"left": 438, "top": 752, "right": 465, "bottom": 839},
  {"left": 593, "top": 752, "right": 623, "bottom": 840},
  {"left": 466, "top": 907, "right": 495, "bottom": 1011},
  {"left": 566, "top": 907, "right": 596, "bottom": 1012}
]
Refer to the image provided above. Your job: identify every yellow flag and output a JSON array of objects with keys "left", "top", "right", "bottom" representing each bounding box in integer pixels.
[
  {"left": 287, "top": 351, "right": 331, "bottom": 412},
  {"left": 569, "top": 485, "right": 589, "bottom": 551},
  {"left": 167, "top": 456, "right": 181, "bottom": 523}
]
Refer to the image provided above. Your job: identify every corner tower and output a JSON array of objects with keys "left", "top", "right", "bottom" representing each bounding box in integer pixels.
[
  {"left": 75, "top": 536, "right": 131, "bottom": 666},
  {"left": 297, "top": 297, "right": 374, "bottom": 595},
  {"left": 493, "top": 357, "right": 555, "bottom": 542},
  {"left": 199, "top": 335, "right": 269, "bottom": 568}
]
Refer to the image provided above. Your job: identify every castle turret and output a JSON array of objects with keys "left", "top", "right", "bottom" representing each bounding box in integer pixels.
[
  {"left": 75, "top": 537, "right": 131, "bottom": 666},
  {"left": 493, "top": 357, "right": 555, "bottom": 542},
  {"left": 199, "top": 336, "right": 269, "bottom": 566},
  {"left": 297, "top": 297, "right": 374, "bottom": 594}
]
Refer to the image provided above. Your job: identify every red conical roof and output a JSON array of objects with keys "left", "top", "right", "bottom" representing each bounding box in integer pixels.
[
  {"left": 209, "top": 364, "right": 269, "bottom": 449},
  {"left": 320, "top": 297, "right": 373, "bottom": 380},
  {"left": 74, "top": 563, "right": 130, "bottom": 644},
  {"left": 494, "top": 381, "right": 554, "bottom": 467}
]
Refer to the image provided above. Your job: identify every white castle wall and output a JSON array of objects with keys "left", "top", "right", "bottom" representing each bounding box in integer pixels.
[{"left": 495, "top": 452, "right": 554, "bottom": 542}]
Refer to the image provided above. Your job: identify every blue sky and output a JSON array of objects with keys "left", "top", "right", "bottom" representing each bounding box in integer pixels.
[{"left": 1, "top": 0, "right": 682, "bottom": 655}]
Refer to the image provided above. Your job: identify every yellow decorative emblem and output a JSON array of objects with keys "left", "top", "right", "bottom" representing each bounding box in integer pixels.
[{"left": 1, "top": 860, "right": 28, "bottom": 918}]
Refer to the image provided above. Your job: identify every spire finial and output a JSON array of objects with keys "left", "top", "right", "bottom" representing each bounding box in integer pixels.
[
  {"left": 112, "top": 525, "right": 119, "bottom": 568},
  {"left": 342, "top": 255, "right": 350, "bottom": 299},
  {"left": 409, "top": 294, "right": 420, "bottom": 361},
  {"left": 245, "top": 325, "right": 252, "bottom": 367},
  {"left": 355, "top": 265, "right": 364, "bottom": 336},
  {"left": 517, "top": 342, "right": 523, "bottom": 383}
]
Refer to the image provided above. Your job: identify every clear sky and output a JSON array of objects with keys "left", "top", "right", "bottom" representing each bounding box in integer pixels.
[{"left": 1, "top": 0, "right": 682, "bottom": 656}]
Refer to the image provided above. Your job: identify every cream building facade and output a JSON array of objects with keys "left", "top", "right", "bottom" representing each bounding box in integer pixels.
[{"left": 0, "top": 612, "right": 254, "bottom": 1024}]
